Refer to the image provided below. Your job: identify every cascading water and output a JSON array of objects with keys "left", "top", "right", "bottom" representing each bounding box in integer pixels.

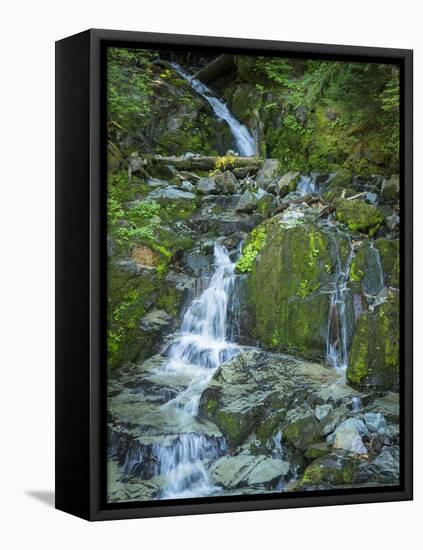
[
  {"left": 154, "top": 244, "right": 241, "bottom": 498},
  {"left": 297, "top": 174, "right": 318, "bottom": 196},
  {"left": 171, "top": 63, "right": 256, "bottom": 157},
  {"left": 326, "top": 233, "right": 354, "bottom": 373}
]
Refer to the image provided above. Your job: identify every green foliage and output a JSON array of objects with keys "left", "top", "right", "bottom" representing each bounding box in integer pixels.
[
  {"left": 235, "top": 55, "right": 400, "bottom": 172},
  {"left": 215, "top": 155, "right": 237, "bottom": 170},
  {"left": 235, "top": 226, "right": 267, "bottom": 273},
  {"left": 107, "top": 48, "right": 155, "bottom": 144}
]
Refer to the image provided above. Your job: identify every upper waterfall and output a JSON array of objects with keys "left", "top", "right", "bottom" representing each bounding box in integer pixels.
[{"left": 171, "top": 63, "right": 256, "bottom": 157}]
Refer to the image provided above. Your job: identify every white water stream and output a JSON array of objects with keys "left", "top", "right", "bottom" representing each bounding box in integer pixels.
[
  {"left": 156, "top": 244, "right": 240, "bottom": 498},
  {"left": 171, "top": 63, "right": 256, "bottom": 157}
]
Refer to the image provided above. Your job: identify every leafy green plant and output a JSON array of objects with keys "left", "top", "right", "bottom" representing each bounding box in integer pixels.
[{"left": 235, "top": 226, "right": 267, "bottom": 273}]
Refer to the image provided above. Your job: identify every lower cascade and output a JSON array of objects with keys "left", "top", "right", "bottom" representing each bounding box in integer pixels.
[{"left": 154, "top": 244, "right": 240, "bottom": 498}]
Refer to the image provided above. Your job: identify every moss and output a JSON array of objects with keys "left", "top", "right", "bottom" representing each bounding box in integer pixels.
[
  {"left": 301, "top": 454, "right": 359, "bottom": 486},
  {"left": 347, "top": 292, "right": 399, "bottom": 390},
  {"left": 244, "top": 217, "right": 336, "bottom": 359},
  {"left": 304, "top": 443, "right": 331, "bottom": 460},
  {"left": 255, "top": 410, "right": 286, "bottom": 442},
  {"left": 335, "top": 199, "right": 385, "bottom": 236},
  {"left": 283, "top": 416, "right": 322, "bottom": 451},
  {"left": 235, "top": 225, "right": 267, "bottom": 273},
  {"left": 349, "top": 259, "right": 364, "bottom": 282},
  {"left": 375, "top": 238, "right": 399, "bottom": 288}
]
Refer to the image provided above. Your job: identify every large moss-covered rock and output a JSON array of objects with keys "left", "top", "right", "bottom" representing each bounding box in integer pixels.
[
  {"left": 380, "top": 175, "right": 399, "bottom": 205},
  {"left": 349, "top": 242, "right": 384, "bottom": 295},
  {"left": 300, "top": 453, "right": 360, "bottom": 487},
  {"left": 346, "top": 292, "right": 399, "bottom": 390},
  {"left": 199, "top": 350, "right": 339, "bottom": 449},
  {"left": 283, "top": 415, "right": 322, "bottom": 451},
  {"left": 243, "top": 215, "right": 346, "bottom": 359},
  {"left": 375, "top": 238, "right": 400, "bottom": 288},
  {"left": 335, "top": 199, "right": 385, "bottom": 236}
]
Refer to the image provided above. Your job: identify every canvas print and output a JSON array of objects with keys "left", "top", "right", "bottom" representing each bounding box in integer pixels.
[{"left": 106, "top": 47, "right": 400, "bottom": 503}]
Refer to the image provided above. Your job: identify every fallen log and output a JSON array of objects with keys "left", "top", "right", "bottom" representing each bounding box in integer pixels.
[
  {"left": 143, "top": 155, "right": 264, "bottom": 173},
  {"left": 193, "top": 55, "right": 235, "bottom": 84}
]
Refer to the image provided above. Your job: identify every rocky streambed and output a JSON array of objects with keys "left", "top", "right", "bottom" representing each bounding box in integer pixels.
[{"left": 107, "top": 150, "right": 400, "bottom": 502}]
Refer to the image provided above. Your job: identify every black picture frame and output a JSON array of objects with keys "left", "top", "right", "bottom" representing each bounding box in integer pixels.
[{"left": 55, "top": 28, "right": 413, "bottom": 521}]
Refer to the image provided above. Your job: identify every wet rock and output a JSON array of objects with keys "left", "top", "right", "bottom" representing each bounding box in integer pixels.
[
  {"left": 199, "top": 350, "right": 338, "bottom": 448},
  {"left": 210, "top": 454, "right": 290, "bottom": 489},
  {"left": 277, "top": 171, "right": 301, "bottom": 197},
  {"left": 197, "top": 178, "right": 219, "bottom": 195},
  {"left": 380, "top": 175, "right": 399, "bottom": 205},
  {"left": 283, "top": 415, "right": 322, "bottom": 451},
  {"left": 139, "top": 308, "right": 175, "bottom": 334},
  {"left": 315, "top": 404, "right": 333, "bottom": 421},
  {"left": 333, "top": 418, "right": 369, "bottom": 453},
  {"left": 320, "top": 406, "right": 348, "bottom": 437},
  {"left": 235, "top": 190, "right": 258, "bottom": 213},
  {"left": 347, "top": 292, "right": 399, "bottom": 391},
  {"left": 364, "top": 392, "right": 400, "bottom": 424},
  {"left": 355, "top": 446, "right": 399, "bottom": 485},
  {"left": 243, "top": 216, "right": 345, "bottom": 359},
  {"left": 335, "top": 198, "right": 385, "bottom": 236},
  {"left": 255, "top": 159, "right": 283, "bottom": 190},
  {"left": 107, "top": 460, "right": 164, "bottom": 503},
  {"left": 363, "top": 412, "right": 387, "bottom": 433},
  {"left": 300, "top": 452, "right": 360, "bottom": 487},
  {"left": 180, "top": 180, "right": 194, "bottom": 192},
  {"left": 349, "top": 241, "right": 385, "bottom": 296},
  {"left": 304, "top": 442, "right": 331, "bottom": 460},
  {"left": 374, "top": 238, "right": 399, "bottom": 288},
  {"left": 214, "top": 170, "right": 238, "bottom": 194},
  {"left": 149, "top": 185, "right": 196, "bottom": 202}
]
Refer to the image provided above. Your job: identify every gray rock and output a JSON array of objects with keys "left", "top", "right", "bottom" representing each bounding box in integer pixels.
[
  {"left": 277, "top": 171, "right": 301, "bottom": 197},
  {"left": 149, "top": 186, "right": 196, "bottom": 201},
  {"left": 139, "top": 309, "right": 175, "bottom": 332},
  {"left": 214, "top": 170, "right": 238, "bottom": 194},
  {"left": 363, "top": 392, "right": 399, "bottom": 423},
  {"left": 333, "top": 418, "right": 369, "bottom": 453},
  {"left": 380, "top": 175, "right": 399, "bottom": 205},
  {"left": 315, "top": 404, "right": 333, "bottom": 422},
  {"left": 255, "top": 159, "right": 282, "bottom": 190},
  {"left": 199, "top": 350, "right": 339, "bottom": 448},
  {"left": 366, "top": 191, "right": 379, "bottom": 205},
  {"left": 210, "top": 455, "right": 290, "bottom": 489},
  {"left": 363, "top": 412, "right": 387, "bottom": 433},
  {"left": 180, "top": 180, "right": 194, "bottom": 192},
  {"left": 196, "top": 178, "right": 219, "bottom": 195},
  {"left": 235, "top": 190, "right": 258, "bottom": 213}
]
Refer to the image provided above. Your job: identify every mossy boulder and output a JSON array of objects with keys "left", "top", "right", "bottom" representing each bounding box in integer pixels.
[
  {"left": 335, "top": 198, "right": 385, "bottom": 236},
  {"left": 349, "top": 242, "right": 384, "bottom": 295},
  {"left": 199, "top": 350, "right": 339, "bottom": 450},
  {"left": 244, "top": 216, "right": 344, "bottom": 359},
  {"left": 283, "top": 415, "right": 322, "bottom": 451},
  {"left": 380, "top": 175, "right": 399, "bottom": 205},
  {"left": 375, "top": 238, "right": 399, "bottom": 288},
  {"left": 277, "top": 171, "right": 301, "bottom": 197},
  {"left": 346, "top": 292, "right": 399, "bottom": 391},
  {"left": 300, "top": 453, "right": 360, "bottom": 487}
]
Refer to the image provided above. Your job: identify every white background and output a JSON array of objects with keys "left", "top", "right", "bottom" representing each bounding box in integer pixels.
[{"left": 0, "top": 0, "right": 420, "bottom": 548}]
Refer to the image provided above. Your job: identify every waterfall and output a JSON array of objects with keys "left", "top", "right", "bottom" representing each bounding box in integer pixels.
[
  {"left": 297, "top": 174, "right": 318, "bottom": 196},
  {"left": 171, "top": 63, "right": 256, "bottom": 157},
  {"left": 369, "top": 242, "right": 384, "bottom": 292},
  {"left": 155, "top": 244, "right": 240, "bottom": 499},
  {"left": 326, "top": 234, "right": 354, "bottom": 373}
]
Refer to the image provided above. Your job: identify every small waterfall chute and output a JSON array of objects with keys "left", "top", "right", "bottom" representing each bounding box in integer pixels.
[
  {"left": 171, "top": 63, "right": 256, "bottom": 157},
  {"left": 152, "top": 244, "right": 241, "bottom": 498}
]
